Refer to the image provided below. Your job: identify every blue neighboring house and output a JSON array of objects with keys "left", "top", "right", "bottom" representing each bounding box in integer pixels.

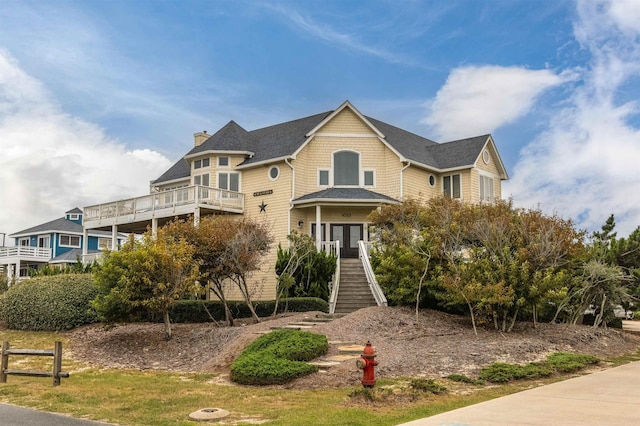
[{"left": 0, "top": 208, "right": 125, "bottom": 280}]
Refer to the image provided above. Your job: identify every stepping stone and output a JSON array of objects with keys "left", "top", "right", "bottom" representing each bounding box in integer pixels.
[
  {"left": 288, "top": 321, "right": 318, "bottom": 327},
  {"left": 338, "top": 345, "right": 365, "bottom": 355},
  {"left": 323, "top": 354, "right": 361, "bottom": 362},
  {"left": 328, "top": 340, "right": 355, "bottom": 346},
  {"left": 310, "top": 360, "right": 341, "bottom": 369},
  {"left": 303, "top": 317, "right": 334, "bottom": 323}
]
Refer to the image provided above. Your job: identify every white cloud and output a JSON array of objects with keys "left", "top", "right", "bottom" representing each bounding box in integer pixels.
[
  {"left": 505, "top": 0, "right": 640, "bottom": 236},
  {"left": 423, "top": 65, "right": 571, "bottom": 141},
  {"left": 0, "top": 50, "right": 172, "bottom": 236}
]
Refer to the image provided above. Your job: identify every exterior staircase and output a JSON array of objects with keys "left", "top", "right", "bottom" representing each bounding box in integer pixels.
[{"left": 334, "top": 258, "right": 378, "bottom": 314}]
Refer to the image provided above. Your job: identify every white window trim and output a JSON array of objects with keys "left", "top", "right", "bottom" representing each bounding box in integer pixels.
[
  {"left": 331, "top": 149, "right": 362, "bottom": 187},
  {"left": 19, "top": 237, "right": 30, "bottom": 247},
  {"left": 69, "top": 214, "right": 80, "bottom": 220},
  {"left": 38, "top": 235, "right": 50, "bottom": 248},
  {"left": 193, "top": 173, "right": 210, "bottom": 187},
  {"left": 428, "top": 174, "right": 436, "bottom": 188},
  {"left": 216, "top": 171, "right": 241, "bottom": 192},
  {"left": 443, "top": 173, "right": 462, "bottom": 199},
  {"left": 363, "top": 169, "right": 376, "bottom": 187},
  {"left": 59, "top": 234, "right": 81, "bottom": 248},
  {"left": 478, "top": 170, "right": 497, "bottom": 203},
  {"left": 268, "top": 166, "right": 280, "bottom": 181},
  {"left": 194, "top": 157, "right": 210, "bottom": 170},
  {"left": 217, "top": 156, "right": 230, "bottom": 168},
  {"left": 98, "top": 238, "right": 112, "bottom": 250},
  {"left": 318, "top": 169, "right": 330, "bottom": 187}
]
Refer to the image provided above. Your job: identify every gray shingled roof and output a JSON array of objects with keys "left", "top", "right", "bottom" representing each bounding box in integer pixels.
[
  {"left": 152, "top": 158, "right": 190, "bottom": 185},
  {"left": 65, "top": 207, "right": 83, "bottom": 214},
  {"left": 292, "top": 188, "right": 398, "bottom": 204},
  {"left": 10, "top": 217, "right": 120, "bottom": 238},
  {"left": 50, "top": 248, "right": 100, "bottom": 264},
  {"left": 188, "top": 120, "right": 259, "bottom": 155},
  {"left": 152, "top": 105, "right": 491, "bottom": 185},
  {"left": 10, "top": 217, "right": 82, "bottom": 236}
]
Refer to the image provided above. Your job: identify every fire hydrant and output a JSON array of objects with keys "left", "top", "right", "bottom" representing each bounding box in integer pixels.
[{"left": 356, "top": 341, "right": 378, "bottom": 388}]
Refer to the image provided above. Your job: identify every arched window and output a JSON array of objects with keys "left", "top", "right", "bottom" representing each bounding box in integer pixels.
[{"left": 333, "top": 151, "right": 359, "bottom": 186}]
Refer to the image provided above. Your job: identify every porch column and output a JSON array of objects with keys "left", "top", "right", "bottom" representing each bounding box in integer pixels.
[
  {"left": 82, "top": 228, "right": 88, "bottom": 259},
  {"left": 111, "top": 225, "right": 118, "bottom": 251},
  {"left": 7, "top": 263, "right": 13, "bottom": 282},
  {"left": 194, "top": 207, "right": 201, "bottom": 227},
  {"left": 151, "top": 218, "right": 158, "bottom": 238},
  {"left": 15, "top": 259, "right": 20, "bottom": 279},
  {"left": 315, "top": 205, "right": 322, "bottom": 251}
]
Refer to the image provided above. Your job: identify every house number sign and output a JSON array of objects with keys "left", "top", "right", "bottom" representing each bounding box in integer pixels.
[{"left": 253, "top": 190, "right": 273, "bottom": 197}]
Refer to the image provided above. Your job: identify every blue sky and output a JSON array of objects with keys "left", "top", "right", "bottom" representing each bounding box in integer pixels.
[{"left": 1, "top": 0, "right": 639, "bottom": 239}]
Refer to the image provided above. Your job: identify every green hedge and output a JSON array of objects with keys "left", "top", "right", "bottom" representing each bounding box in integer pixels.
[
  {"left": 231, "top": 329, "right": 328, "bottom": 385},
  {"left": 0, "top": 274, "right": 98, "bottom": 330},
  {"left": 147, "top": 297, "right": 328, "bottom": 323}
]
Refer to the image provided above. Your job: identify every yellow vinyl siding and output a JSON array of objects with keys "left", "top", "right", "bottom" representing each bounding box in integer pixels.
[
  {"left": 402, "top": 166, "right": 440, "bottom": 200},
  {"left": 319, "top": 108, "right": 376, "bottom": 134},
  {"left": 237, "top": 161, "right": 294, "bottom": 300}
]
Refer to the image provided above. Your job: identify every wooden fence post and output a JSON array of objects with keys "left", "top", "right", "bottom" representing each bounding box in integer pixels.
[
  {"left": 0, "top": 341, "right": 8, "bottom": 383},
  {"left": 53, "top": 341, "right": 62, "bottom": 387}
]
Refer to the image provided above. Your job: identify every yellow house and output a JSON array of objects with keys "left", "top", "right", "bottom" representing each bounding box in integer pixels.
[{"left": 83, "top": 101, "right": 508, "bottom": 311}]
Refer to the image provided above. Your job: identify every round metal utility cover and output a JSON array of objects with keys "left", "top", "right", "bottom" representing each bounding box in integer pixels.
[{"left": 189, "top": 408, "right": 231, "bottom": 421}]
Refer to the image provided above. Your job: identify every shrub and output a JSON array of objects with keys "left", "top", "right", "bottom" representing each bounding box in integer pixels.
[
  {"left": 147, "top": 298, "right": 329, "bottom": 323},
  {"left": 0, "top": 274, "right": 98, "bottom": 330},
  {"left": 480, "top": 352, "right": 599, "bottom": 383},
  {"left": 545, "top": 352, "right": 599, "bottom": 372},
  {"left": 230, "top": 329, "right": 328, "bottom": 385},
  {"left": 410, "top": 378, "right": 447, "bottom": 394},
  {"left": 479, "top": 362, "right": 553, "bottom": 383},
  {"left": 446, "top": 374, "right": 485, "bottom": 385}
]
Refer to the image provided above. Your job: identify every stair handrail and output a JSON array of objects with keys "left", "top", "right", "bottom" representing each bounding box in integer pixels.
[
  {"left": 358, "top": 240, "right": 387, "bottom": 307},
  {"left": 328, "top": 241, "right": 340, "bottom": 314}
]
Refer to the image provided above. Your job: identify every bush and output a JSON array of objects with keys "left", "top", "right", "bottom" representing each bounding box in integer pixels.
[
  {"left": 0, "top": 274, "right": 98, "bottom": 330},
  {"left": 147, "top": 297, "right": 329, "bottom": 323},
  {"left": 230, "top": 329, "right": 328, "bottom": 385},
  {"left": 410, "top": 378, "right": 447, "bottom": 394},
  {"left": 446, "top": 374, "right": 485, "bottom": 385},
  {"left": 545, "top": 352, "right": 599, "bottom": 372},
  {"left": 479, "top": 352, "right": 600, "bottom": 383}
]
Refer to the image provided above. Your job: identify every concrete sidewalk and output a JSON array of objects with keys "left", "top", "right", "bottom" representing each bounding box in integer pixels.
[{"left": 399, "top": 360, "right": 640, "bottom": 426}]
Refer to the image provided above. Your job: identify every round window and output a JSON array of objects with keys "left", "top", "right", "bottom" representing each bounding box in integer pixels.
[
  {"left": 269, "top": 166, "right": 280, "bottom": 180},
  {"left": 483, "top": 150, "right": 490, "bottom": 164},
  {"left": 428, "top": 175, "right": 436, "bottom": 187}
]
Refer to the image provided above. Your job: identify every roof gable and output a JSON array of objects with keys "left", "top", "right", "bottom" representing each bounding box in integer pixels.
[{"left": 305, "top": 101, "right": 384, "bottom": 138}]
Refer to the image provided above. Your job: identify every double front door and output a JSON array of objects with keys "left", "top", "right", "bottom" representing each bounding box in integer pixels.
[{"left": 330, "top": 224, "right": 362, "bottom": 258}]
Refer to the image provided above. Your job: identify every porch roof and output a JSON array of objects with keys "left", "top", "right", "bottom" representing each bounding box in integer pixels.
[
  {"left": 292, "top": 188, "right": 398, "bottom": 206},
  {"left": 50, "top": 248, "right": 100, "bottom": 264}
]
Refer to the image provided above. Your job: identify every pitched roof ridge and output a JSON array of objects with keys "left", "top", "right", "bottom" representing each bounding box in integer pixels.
[
  {"left": 248, "top": 110, "right": 333, "bottom": 134},
  {"left": 438, "top": 134, "right": 491, "bottom": 145},
  {"left": 365, "top": 116, "right": 438, "bottom": 145}
]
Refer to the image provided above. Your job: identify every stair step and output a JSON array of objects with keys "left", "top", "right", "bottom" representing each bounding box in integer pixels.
[{"left": 288, "top": 321, "right": 318, "bottom": 327}]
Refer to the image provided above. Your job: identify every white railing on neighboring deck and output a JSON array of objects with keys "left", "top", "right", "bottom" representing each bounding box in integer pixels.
[
  {"left": 84, "top": 185, "right": 244, "bottom": 223},
  {"left": 322, "top": 241, "right": 340, "bottom": 314},
  {"left": 358, "top": 240, "right": 387, "bottom": 307},
  {"left": 0, "top": 246, "right": 51, "bottom": 260}
]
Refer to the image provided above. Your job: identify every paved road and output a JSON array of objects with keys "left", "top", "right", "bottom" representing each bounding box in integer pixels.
[
  {"left": 0, "top": 404, "right": 112, "bottom": 426},
  {"left": 400, "top": 321, "right": 640, "bottom": 426}
]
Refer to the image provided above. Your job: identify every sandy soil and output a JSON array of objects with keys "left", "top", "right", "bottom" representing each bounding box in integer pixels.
[{"left": 66, "top": 306, "right": 640, "bottom": 388}]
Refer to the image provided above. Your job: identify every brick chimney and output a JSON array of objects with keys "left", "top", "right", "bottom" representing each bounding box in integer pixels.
[{"left": 194, "top": 131, "right": 208, "bottom": 147}]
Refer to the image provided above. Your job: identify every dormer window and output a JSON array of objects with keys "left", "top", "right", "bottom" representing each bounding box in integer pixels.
[
  {"left": 334, "top": 151, "right": 359, "bottom": 186},
  {"left": 69, "top": 214, "right": 79, "bottom": 220}
]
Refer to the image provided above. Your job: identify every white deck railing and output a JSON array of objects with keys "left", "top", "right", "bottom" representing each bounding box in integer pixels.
[
  {"left": 358, "top": 240, "right": 387, "bottom": 307},
  {"left": 0, "top": 246, "right": 51, "bottom": 259},
  {"left": 84, "top": 185, "right": 244, "bottom": 223}
]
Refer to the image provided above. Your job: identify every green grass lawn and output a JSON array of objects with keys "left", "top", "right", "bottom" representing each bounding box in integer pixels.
[{"left": 1, "top": 329, "right": 639, "bottom": 426}]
